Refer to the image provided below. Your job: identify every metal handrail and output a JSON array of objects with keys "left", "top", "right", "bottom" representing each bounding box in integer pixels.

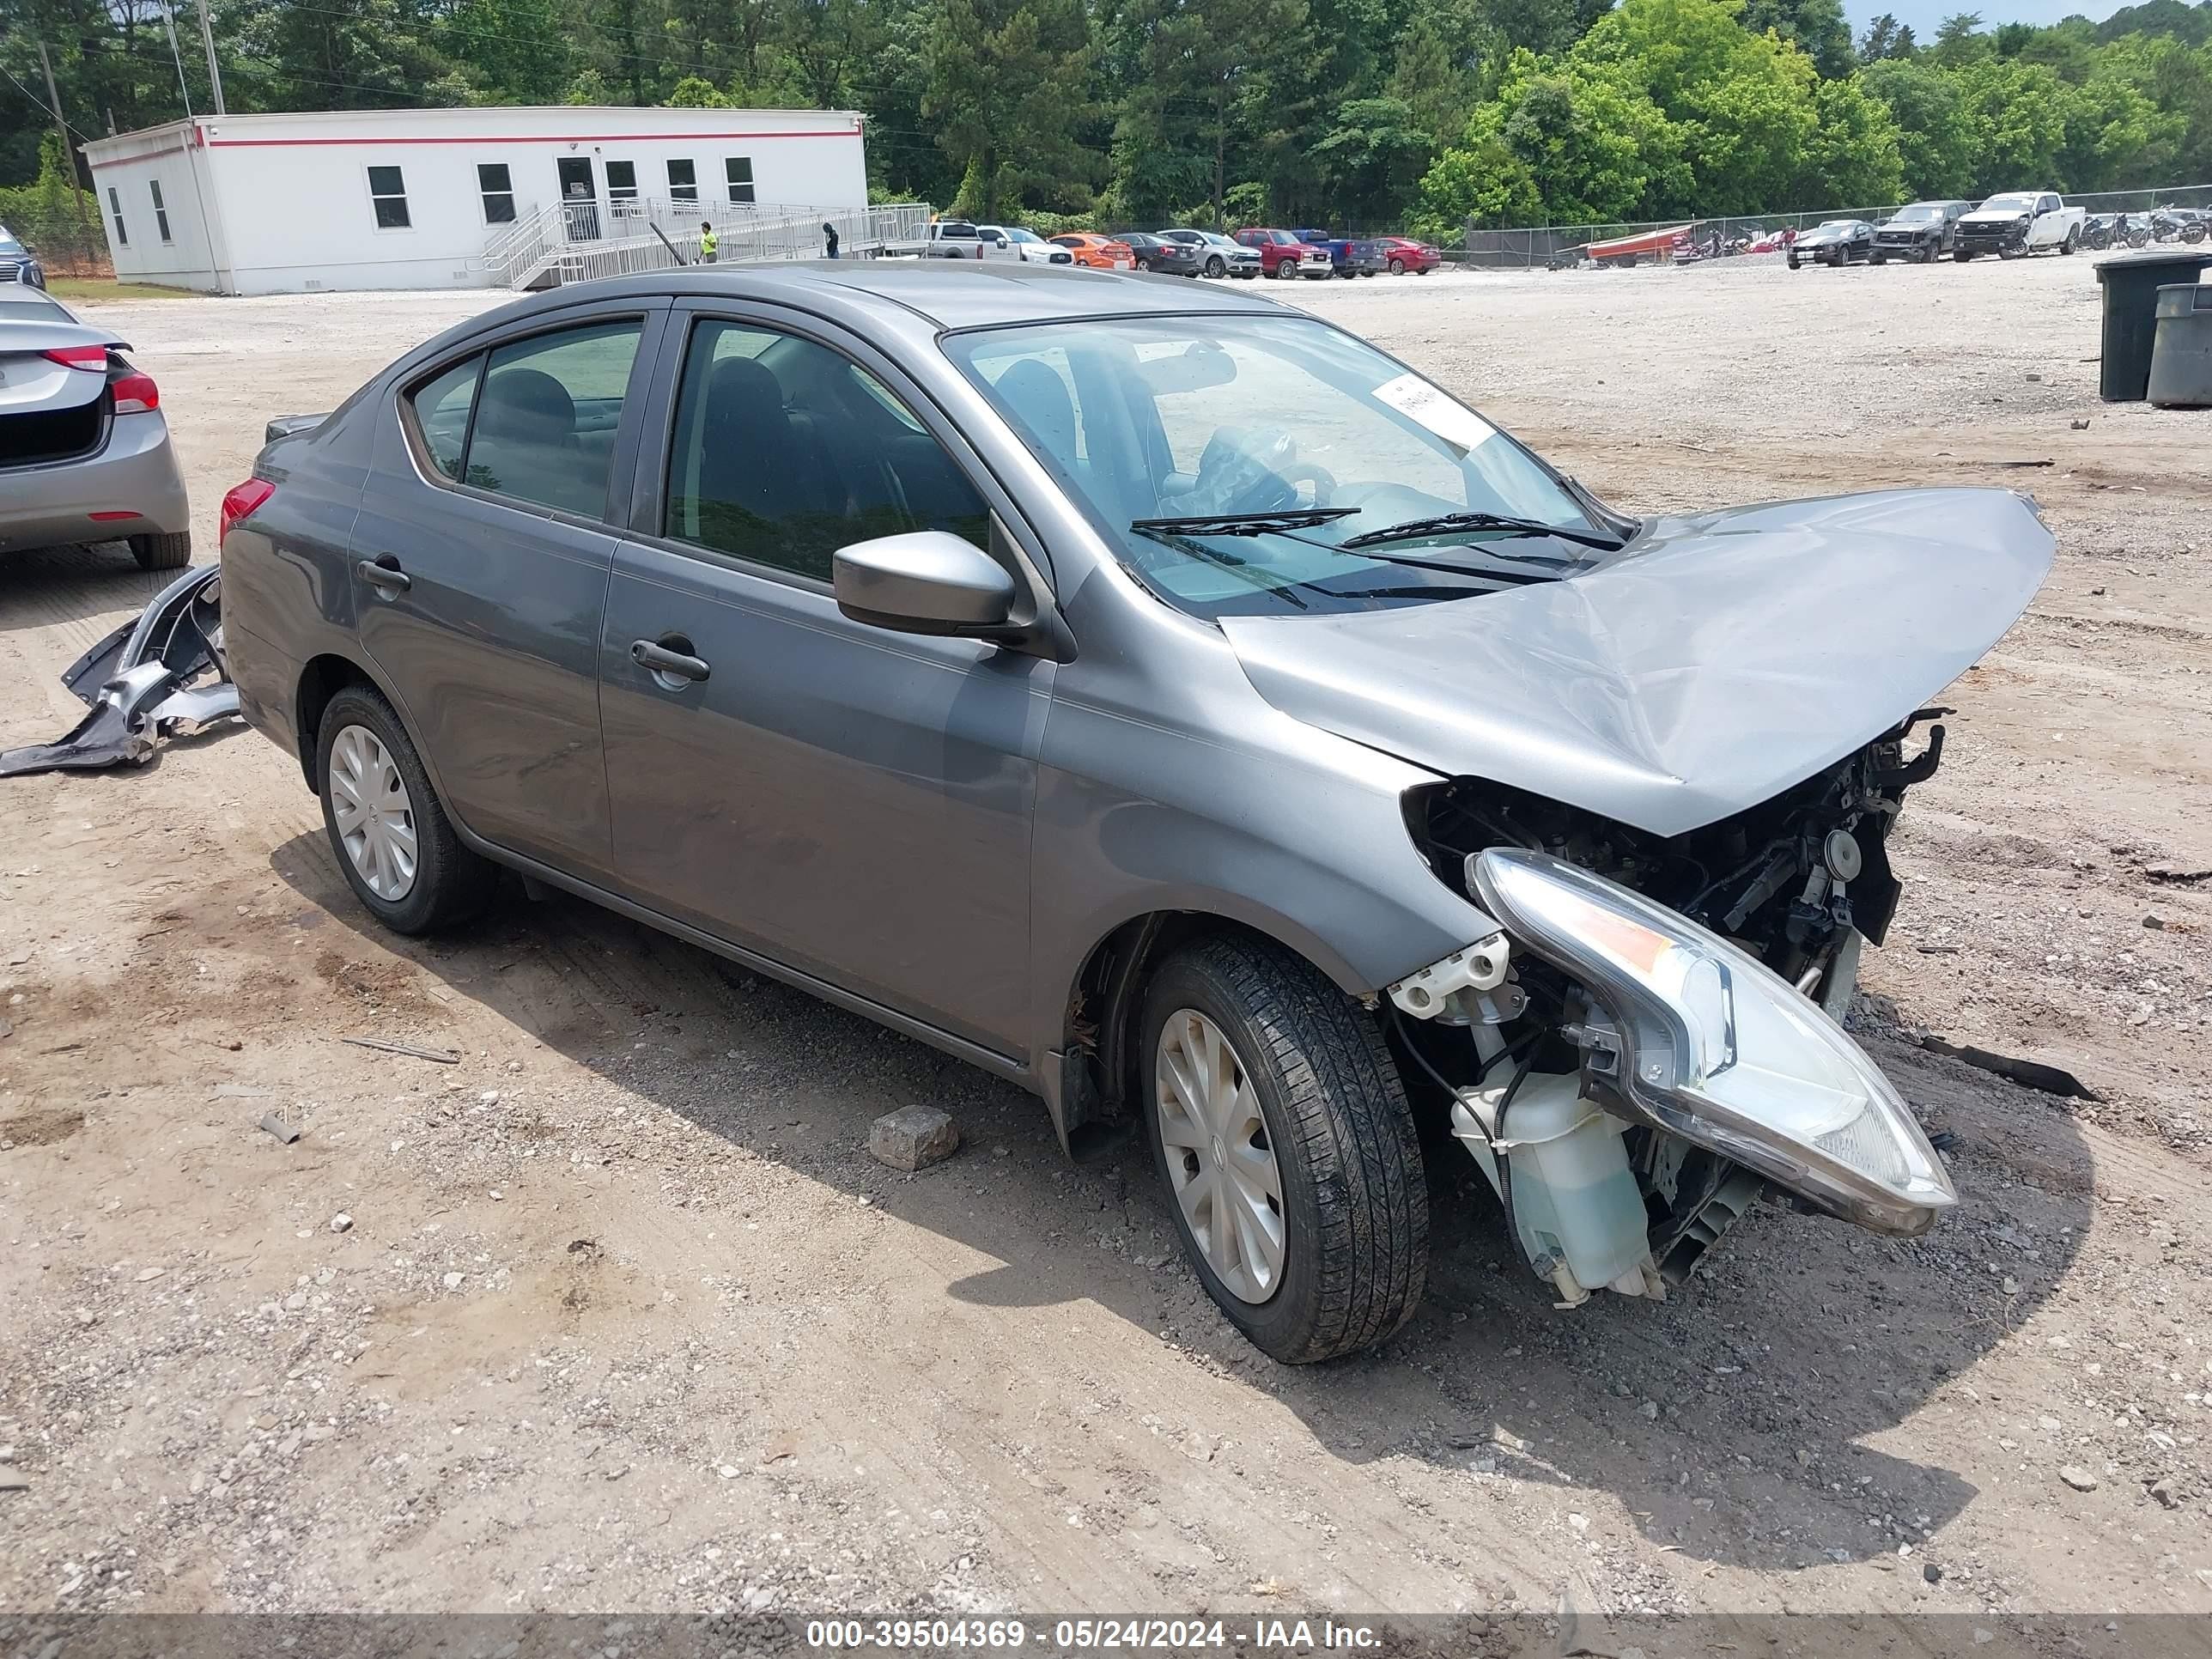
[{"left": 484, "top": 198, "right": 932, "bottom": 287}]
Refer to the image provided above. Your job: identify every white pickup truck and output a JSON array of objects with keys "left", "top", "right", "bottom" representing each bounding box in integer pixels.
[
  {"left": 1954, "top": 191, "right": 2087, "bottom": 260},
  {"left": 879, "top": 220, "right": 1022, "bottom": 261}
]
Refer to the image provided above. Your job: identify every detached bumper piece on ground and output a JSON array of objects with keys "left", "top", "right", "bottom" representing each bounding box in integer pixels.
[{"left": 0, "top": 565, "right": 239, "bottom": 778}]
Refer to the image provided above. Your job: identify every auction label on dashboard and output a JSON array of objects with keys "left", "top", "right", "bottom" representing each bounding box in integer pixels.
[{"left": 806, "top": 1616, "right": 1384, "bottom": 1652}]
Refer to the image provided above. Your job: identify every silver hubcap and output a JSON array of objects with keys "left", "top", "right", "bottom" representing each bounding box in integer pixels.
[
  {"left": 1156, "top": 1009, "right": 1285, "bottom": 1304},
  {"left": 329, "top": 724, "right": 418, "bottom": 902}
]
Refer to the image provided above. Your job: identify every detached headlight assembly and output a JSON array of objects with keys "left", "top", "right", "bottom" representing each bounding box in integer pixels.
[{"left": 1470, "top": 848, "right": 1955, "bottom": 1237}]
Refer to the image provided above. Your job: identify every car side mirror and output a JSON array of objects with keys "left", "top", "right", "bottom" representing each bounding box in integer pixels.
[{"left": 834, "top": 531, "right": 1018, "bottom": 636}]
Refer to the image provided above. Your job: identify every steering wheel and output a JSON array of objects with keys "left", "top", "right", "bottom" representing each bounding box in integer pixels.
[{"left": 1221, "top": 460, "right": 1339, "bottom": 514}]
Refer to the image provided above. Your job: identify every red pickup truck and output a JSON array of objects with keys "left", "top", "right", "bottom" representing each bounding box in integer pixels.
[{"left": 1233, "top": 228, "right": 1332, "bottom": 280}]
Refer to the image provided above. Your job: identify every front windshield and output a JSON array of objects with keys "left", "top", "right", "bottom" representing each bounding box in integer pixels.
[
  {"left": 1982, "top": 194, "right": 2036, "bottom": 212},
  {"left": 1893, "top": 204, "right": 1939, "bottom": 221},
  {"left": 947, "top": 315, "right": 1607, "bottom": 621}
]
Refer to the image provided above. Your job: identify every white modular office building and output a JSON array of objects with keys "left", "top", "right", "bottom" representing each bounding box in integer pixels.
[{"left": 79, "top": 104, "right": 870, "bottom": 295}]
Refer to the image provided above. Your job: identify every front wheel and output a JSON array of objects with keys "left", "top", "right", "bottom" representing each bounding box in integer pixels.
[
  {"left": 1141, "top": 937, "right": 1427, "bottom": 1364},
  {"left": 1955, "top": 248, "right": 1974, "bottom": 262},
  {"left": 1205, "top": 255, "right": 1226, "bottom": 277},
  {"left": 1998, "top": 241, "right": 2024, "bottom": 259},
  {"left": 316, "top": 685, "right": 494, "bottom": 935},
  {"left": 1787, "top": 255, "right": 1801, "bottom": 270},
  {"left": 1870, "top": 252, "right": 1887, "bottom": 266}
]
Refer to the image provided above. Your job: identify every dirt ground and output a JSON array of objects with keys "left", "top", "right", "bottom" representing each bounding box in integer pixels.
[{"left": 2, "top": 256, "right": 2209, "bottom": 1624}]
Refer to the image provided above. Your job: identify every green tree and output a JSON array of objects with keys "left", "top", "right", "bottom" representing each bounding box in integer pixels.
[
  {"left": 1797, "top": 73, "right": 1904, "bottom": 204},
  {"left": 1857, "top": 12, "right": 1912, "bottom": 60},
  {"left": 1859, "top": 56, "right": 1977, "bottom": 195},
  {"left": 1741, "top": 0, "right": 1854, "bottom": 77},
  {"left": 925, "top": 0, "right": 1097, "bottom": 222},
  {"left": 1312, "top": 95, "right": 1433, "bottom": 224}
]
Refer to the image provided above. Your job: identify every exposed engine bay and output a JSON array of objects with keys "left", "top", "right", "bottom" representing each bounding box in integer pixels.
[{"left": 1389, "top": 710, "right": 1951, "bottom": 1304}]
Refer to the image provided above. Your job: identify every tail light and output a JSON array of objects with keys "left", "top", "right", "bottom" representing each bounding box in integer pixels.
[
  {"left": 220, "top": 478, "right": 276, "bottom": 544},
  {"left": 43, "top": 343, "right": 109, "bottom": 370},
  {"left": 111, "top": 371, "right": 160, "bottom": 414}
]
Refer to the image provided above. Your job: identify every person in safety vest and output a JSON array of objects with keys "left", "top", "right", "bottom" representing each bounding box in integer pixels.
[{"left": 700, "top": 222, "right": 718, "bottom": 263}]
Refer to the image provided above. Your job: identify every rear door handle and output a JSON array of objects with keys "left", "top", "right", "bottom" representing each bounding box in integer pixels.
[
  {"left": 631, "top": 638, "right": 711, "bottom": 684},
  {"left": 356, "top": 556, "right": 410, "bottom": 593}
]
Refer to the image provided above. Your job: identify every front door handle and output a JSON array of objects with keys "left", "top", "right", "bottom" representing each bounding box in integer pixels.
[
  {"left": 631, "top": 637, "right": 711, "bottom": 684},
  {"left": 356, "top": 556, "right": 410, "bottom": 594}
]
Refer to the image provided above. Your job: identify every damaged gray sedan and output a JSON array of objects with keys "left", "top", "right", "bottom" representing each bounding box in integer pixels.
[{"left": 219, "top": 266, "right": 2051, "bottom": 1362}]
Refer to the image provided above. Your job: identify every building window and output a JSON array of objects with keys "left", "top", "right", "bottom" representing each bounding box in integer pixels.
[
  {"left": 367, "top": 165, "right": 410, "bottom": 229},
  {"left": 106, "top": 185, "right": 127, "bottom": 247},
  {"left": 666, "top": 159, "right": 696, "bottom": 203},
  {"left": 724, "top": 156, "right": 754, "bottom": 205},
  {"left": 606, "top": 161, "right": 637, "bottom": 203},
  {"left": 149, "top": 179, "right": 172, "bottom": 243},
  {"left": 477, "top": 162, "right": 516, "bottom": 225}
]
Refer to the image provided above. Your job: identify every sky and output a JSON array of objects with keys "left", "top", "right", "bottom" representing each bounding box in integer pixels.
[{"left": 1844, "top": 0, "right": 2131, "bottom": 33}]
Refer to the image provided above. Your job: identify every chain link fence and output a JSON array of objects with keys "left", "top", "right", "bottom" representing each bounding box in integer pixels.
[{"left": 1464, "top": 182, "right": 2212, "bottom": 268}]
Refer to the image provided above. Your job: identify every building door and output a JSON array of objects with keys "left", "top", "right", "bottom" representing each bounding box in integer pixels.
[{"left": 556, "top": 156, "right": 599, "bottom": 240}]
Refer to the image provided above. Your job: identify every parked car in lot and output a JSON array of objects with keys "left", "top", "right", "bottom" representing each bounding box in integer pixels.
[
  {"left": 1158, "top": 228, "right": 1261, "bottom": 278},
  {"left": 1118, "top": 232, "right": 1201, "bottom": 276},
  {"left": 0, "top": 286, "right": 191, "bottom": 568},
  {"left": 882, "top": 220, "right": 1018, "bottom": 260},
  {"left": 1048, "top": 232, "right": 1134, "bottom": 271},
  {"left": 981, "top": 227, "right": 1074, "bottom": 265},
  {"left": 1234, "top": 228, "right": 1332, "bottom": 279},
  {"left": 1869, "top": 201, "right": 1972, "bottom": 264},
  {"left": 1787, "top": 219, "right": 1875, "bottom": 268},
  {"left": 1305, "top": 236, "right": 1385, "bottom": 278},
  {"left": 1373, "top": 235, "right": 1442, "bottom": 274},
  {"left": 1954, "top": 192, "right": 2085, "bottom": 260},
  {"left": 0, "top": 223, "right": 47, "bottom": 288},
  {"left": 221, "top": 264, "right": 2048, "bottom": 1363}
]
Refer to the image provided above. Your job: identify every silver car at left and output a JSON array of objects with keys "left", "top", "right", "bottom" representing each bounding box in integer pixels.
[{"left": 0, "top": 288, "right": 192, "bottom": 569}]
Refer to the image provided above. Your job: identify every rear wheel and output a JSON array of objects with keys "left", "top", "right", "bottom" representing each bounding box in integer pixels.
[
  {"left": 1870, "top": 252, "right": 1887, "bottom": 266},
  {"left": 1140, "top": 936, "right": 1427, "bottom": 1364},
  {"left": 128, "top": 530, "right": 192, "bottom": 571},
  {"left": 315, "top": 685, "right": 493, "bottom": 935},
  {"left": 2062, "top": 228, "right": 2079, "bottom": 254}
]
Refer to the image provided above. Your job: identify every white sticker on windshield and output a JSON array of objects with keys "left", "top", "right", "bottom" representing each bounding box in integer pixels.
[{"left": 1372, "top": 372, "right": 1496, "bottom": 455}]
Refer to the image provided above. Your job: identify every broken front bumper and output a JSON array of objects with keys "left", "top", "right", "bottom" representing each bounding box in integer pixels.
[{"left": 0, "top": 564, "right": 240, "bottom": 777}]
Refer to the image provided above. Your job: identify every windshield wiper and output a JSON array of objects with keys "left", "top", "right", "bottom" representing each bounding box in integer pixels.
[
  {"left": 1341, "top": 509, "right": 1625, "bottom": 553},
  {"left": 1129, "top": 508, "right": 1360, "bottom": 538}
]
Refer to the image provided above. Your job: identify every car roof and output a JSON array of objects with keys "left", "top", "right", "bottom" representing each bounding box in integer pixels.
[{"left": 459, "top": 262, "right": 1291, "bottom": 340}]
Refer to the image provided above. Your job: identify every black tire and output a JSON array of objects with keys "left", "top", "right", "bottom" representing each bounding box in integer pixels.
[
  {"left": 1919, "top": 242, "right": 1937, "bottom": 263},
  {"left": 314, "top": 684, "right": 494, "bottom": 935},
  {"left": 2061, "top": 228, "right": 2078, "bottom": 255},
  {"left": 128, "top": 530, "right": 192, "bottom": 570},
  {"left": 1205, "top": 255, "right": 1225, "bottom": 277},
  {"left": 1139, "top": 936, "right": 1427, "bottom": 1364},
  {"left": 1787, "top": 255, "right": 1801, "bottom": 270},
  {"left": 1954, "top": 248, "right": 1973, "bottom": 262},
  {"left": 1389, "top": 257, "right": 1406, "bottom": 275},
  {"left": 1870, "top": 252, "right": 1887, "bottom": 265}
]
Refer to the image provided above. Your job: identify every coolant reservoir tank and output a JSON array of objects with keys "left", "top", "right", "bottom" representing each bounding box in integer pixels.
[{"left": 1462, "top": 1072, "right": 1658, "bottom": 1301}]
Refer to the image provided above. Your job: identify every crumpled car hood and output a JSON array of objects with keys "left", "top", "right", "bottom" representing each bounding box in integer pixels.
[{"left": 1220, "top": 488, "right": 2053, "bottom": 837}]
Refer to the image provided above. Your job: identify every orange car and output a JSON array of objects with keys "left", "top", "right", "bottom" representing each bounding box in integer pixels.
[{"left": 1048, "top": 233, "right": 1134, "bottom": 271}]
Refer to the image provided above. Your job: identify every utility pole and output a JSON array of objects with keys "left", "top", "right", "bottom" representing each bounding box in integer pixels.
[
  {"left": 158, "top": 0, "right": 195, "bottom": 120},
  {"left": 192, "top": 0, "right": 224, "bottom": 115},
  {"left": 34, "top": 36, "right": 91, "bottom": 242}
]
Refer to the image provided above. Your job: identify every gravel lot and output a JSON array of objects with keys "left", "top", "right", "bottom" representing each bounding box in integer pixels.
[{"left": 1, "top": 254, "right": 2208, "bottom": 1623}]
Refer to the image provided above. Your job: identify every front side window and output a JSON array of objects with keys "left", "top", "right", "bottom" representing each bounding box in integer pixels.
[
  {"left": 477, "top": 163, "right": 516, "bottom": 225},
  {"left": 724, "top": 156, "right": 754, "bottom": 204},
  {"left": 948, "top": 315, "right": 1601, "bottom": 621},
  {"left": 368, "top": 166, "right": 410, "bottom": 229},
  {"left": 149, "top": 179, "right": 171, "bottom": 243},
  {"left": 666, "top": 159, "right": 697, "bottom": 202},
  {"left": 410, "top": 319, "right": 642, "bottom": 516},
  {"left": 665, "top": 319, "right": 989, "bottom": 581},
  {"left": 106, "top": 186, "right": 127, "bottom": 247}
]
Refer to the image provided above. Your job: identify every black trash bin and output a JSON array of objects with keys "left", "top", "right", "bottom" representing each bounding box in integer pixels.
[{"left": 2096, "top": 248, "right": 2212, "bottom": 402}]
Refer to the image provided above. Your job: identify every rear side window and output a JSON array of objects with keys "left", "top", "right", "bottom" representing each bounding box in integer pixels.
[
  {"left": 404, "top": 319, "right": 643, "bottom": 517},
  {"left": 409, "top": 353, "right": 483, "bottom": 482}
]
